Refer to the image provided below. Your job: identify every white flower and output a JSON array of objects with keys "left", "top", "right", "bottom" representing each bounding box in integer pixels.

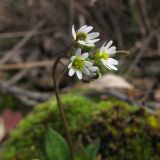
[
  {"left": 87, "top": 66, "right": 99, "bottom": 76},
  {"left": 72, "top": 25, "right": 100, "bottom": 47},
  {"left": 95, "top": 41, "right": 118, "bottom": 71},
  {"left": 68, "top": 49, "right": 93, "bottom": 79}
]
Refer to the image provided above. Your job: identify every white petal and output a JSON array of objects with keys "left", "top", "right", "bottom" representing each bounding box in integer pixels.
[
  {"left": 101, "top": 59, "right": 107, "bottom": 66},
  {"left": 76, "top": 49, "right": 81, "bottom": 56},
  {"left": 82, "top": 67, "right": 90, "bottom": 75},
  {"left": 105, "top": 40, "right": 113, "bottom": 50},
  {"left": 102, "top": 57, "right": 118, "bottom": 70},
  {"left": 71, "top": 56, "right": 76, "bottom": 61},
  {"left": 88, "top": 32, "right": 99, "bottom": 39},
  {"left": 84, "top": 43, "right": 94, "bottom": 47},
  {"left": 84, "top": 61, "right": 93, "bottom": 67},
  {"left": 88, "top": 66, "right": 98, "bottom": 72},
  {"left": 87, "top": 39, "right": 100, "bottom": 43},
  {"left": 101, "top": 59, "right": 114, "bottom": 70},
  {"left": 107, "top": 64, "right": 118, "bottom": 71},
  {"left": 78, "top": 25, "right": 87, "bottom": 32},
  {"left": 69, "top": 68, "right": 75, "bottom": 76},
  {"left": 72, "top": 25, "right": 76, "bottom": 40},
  {"left": 102, "top": 42, "right": 107, "bottom": 47},
  {"left": 68, "top": 62, "right": 72, "bottom": 68},
  {"left": 80, "top": 52, "right": 88, "bottom": 60},
  {"left": 76, "top": 70, "right": 82, "bottom": 79},
  {"left": 100, "top": 42, "right": 106, "bottom": 54},
  {"left": 108, "top": 58, "right": 118, "bottom": 65},
  {"left": 83, "top": 26, "right": 93, "bottom": 33},
  {"left": 100, "top": 47, "right": 106, "bottom": 55},
  {"left": 106, "top": 66, "right": 112, "bottom": 70},
  {"left": 107, "top": 46, "right": 116, "bottom": 54},
  {"left": 104, "top": 64, "right": 112, "bottom": 70},
  {"left": 78, "top": 40, "right": 86, "bottom": 45},
  {"left": 78, "top": 40, "right": 93, "bottom": 47}
]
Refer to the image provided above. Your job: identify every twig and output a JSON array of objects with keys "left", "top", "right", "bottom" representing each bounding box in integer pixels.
[
  {"left": 0, "top": 60, "right": 55, "bottom": 71},
  {"left": 141, "top": 78, "right": 157, "bottom": 103},
  {"left": 103, "top": 89, "right": 134, "bottom": 105},
  {"left": 139, "top": 0, "right": 151, "bottom": 32},
  {"left": 127, "top": 27, "right": 160, "bottom": 73},
  {"left": 129, "top": 0, "right": 146, "bottom": 36},
  {"left": 157, "top": 32, "right": 160, "bottom": 55},
  {"left": 107, "top": 12, "right": 124, "bottom": 48},
  {"left": 69, "top": 0, "right": 74, "bottom": 34},
  {"left": 116, "top": 50, "right": 130, "bottom": 55},
  {"left": 86, "top": 89, "right": 157, "bottom": 114},
  {"left": 74, "top": 2, "right": 101, "bottom": 32},
  {"left": 85, "top": 89, "right": 135, "bottom": 106},
  {"left": 0, "top": 28, "right": 58, "bottom": 39},
  {"left": 0, "top": 83, "right": 51, "bottom": 102},
  {"left": 147, "top": 102, "right": 160, "bottom": 109},
  {"left": 5, "top": 70, "right": 28, "bottom": 85},
  {"left": 0, "top": 20, "right": 45, "bottom": 64},
  {"left": 15, "top": 95, "right": 38, "bottom": 106}
]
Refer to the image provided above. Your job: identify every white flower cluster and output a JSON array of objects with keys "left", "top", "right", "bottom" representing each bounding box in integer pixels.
[{"left": 68, "top": 25, "right": 118, "bottom": 80}]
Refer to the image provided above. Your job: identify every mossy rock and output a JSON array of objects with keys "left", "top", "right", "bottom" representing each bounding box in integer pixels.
[{"left": 1, "top": 91, "right": 160, "bottom": 160}]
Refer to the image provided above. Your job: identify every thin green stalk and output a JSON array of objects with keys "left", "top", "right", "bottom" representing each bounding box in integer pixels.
[{"left": 52, "top": 55, "right": 74, "bottom": 160}]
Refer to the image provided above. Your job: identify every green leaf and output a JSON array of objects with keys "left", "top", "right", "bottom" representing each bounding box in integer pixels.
[
  {"left": 74, "top": 143, "right": 91, "bottom": 160},
  {"left": 85, "top": 139, "right": 100, "bottom": 160},
  {"left": 45, "top": 128, "right": 71, "bottom": 160}
]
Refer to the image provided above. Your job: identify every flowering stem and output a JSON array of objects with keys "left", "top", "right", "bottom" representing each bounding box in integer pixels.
[
  {"left": 52, "top": 55, "right": 74, "bottom": 160},
  {"left": 116, "top": 50, "right": 129, "bottom": 55}
]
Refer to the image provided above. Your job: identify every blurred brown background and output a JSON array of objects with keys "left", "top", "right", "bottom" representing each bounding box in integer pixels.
[{"left": 0, "top": 0, "right": 159, "bottom": 111}]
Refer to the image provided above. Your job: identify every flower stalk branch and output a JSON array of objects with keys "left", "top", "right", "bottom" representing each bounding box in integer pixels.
[{"left": 52, "top": 55, "right": 74, "bottom": 160}]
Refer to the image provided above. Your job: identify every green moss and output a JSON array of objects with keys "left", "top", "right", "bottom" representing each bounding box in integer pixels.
[
  {"left": 147, "top": 115, "right": 160, "bottom": 129},
  {"left": 1, "top": 92, "right": 160, "bottom": 160}
]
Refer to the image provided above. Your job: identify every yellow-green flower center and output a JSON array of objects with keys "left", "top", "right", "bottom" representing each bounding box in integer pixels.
[
  {"left": 101, "top": 51, "right": 109, "bottom": 60},
  {"left": 95, "top": 50, "right": 109, "bottom": 60},
  {"left": 94, "top": 50, "right": 109, "bottom": 65},
  {"left": 76, "top": 32, "right": 87, "bottom": 41},
  {"left": 72, "top": 57, "right": 84, "bottom": 70}
]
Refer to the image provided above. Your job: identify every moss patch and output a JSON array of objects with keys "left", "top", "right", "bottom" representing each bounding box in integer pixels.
[{"left": 1, "top": 92, "right": 160, "bottom": 160}]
